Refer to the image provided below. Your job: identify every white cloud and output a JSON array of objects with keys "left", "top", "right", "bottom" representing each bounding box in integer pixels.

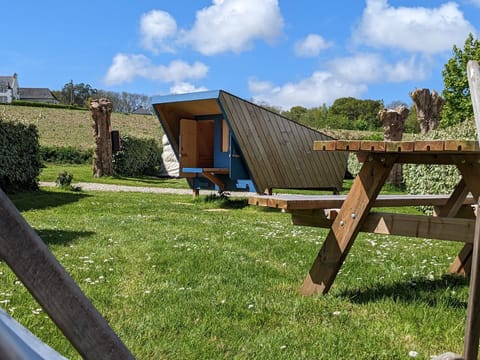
[
  {"left": 470, "top": 0, "right": 480, "bottom": 6},
  {"left": 140, "top": 10, "right": 177, "bottom": 53},
  {"left": 354, "top": 0, "right": 475, "bottom": 54},
  {"left": 327, "top": 53, "right": 428, "bottom": 83},
  {"left": 169, "top": 82, "right": 208, "bottom": 94},
  {"left": 149, "top": 60, "right": 209, "bottom": 83},
  {"left": 248, "top": 72, "right": 367, "bottom": 110},
  {"left": 104, "top": 54, "right": 208, "bottom": 85},
  {"left": 104, "top": 54, "right": 151, "bottom": 85},
  {"left": 180, "top": 0, "right": 284, "bottom": 55},
  {"left": 294, "top": 34, "right": 332, "bottom": 57}
]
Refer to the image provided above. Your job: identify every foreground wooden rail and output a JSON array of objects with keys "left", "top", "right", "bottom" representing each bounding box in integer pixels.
[{"left": 0, "top": 189, "right": 134, "bottom": 359}]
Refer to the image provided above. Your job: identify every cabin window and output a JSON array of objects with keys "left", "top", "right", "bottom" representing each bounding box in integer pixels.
[{"left": 221, "top": 119, "right": 229, "bottom": 152}]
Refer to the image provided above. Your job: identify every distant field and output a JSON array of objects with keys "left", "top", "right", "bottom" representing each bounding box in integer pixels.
[{"left": 0, "top": 105, "right": 164, "bottom": 150}]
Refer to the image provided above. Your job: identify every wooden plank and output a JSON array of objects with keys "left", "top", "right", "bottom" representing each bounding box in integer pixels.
[
  {"left": 248, "top": 193, "right": 475, "bottom": 210},
  {"left": 201, "top": 172, "right": 225, "bottom": 190},
  {"left": 0, "top": 189, "right": 134, "bottom": 359},
  {"left": 385, "top": 141, "right": 415, "bottom": 153},
  {"left": 450, "top": 244, "right": 473, "bottom": 276},
  {"left": 219, "top": 93, "right": 272, "bottom": 192},
  {"left": 360, "top": 141, "right": 386, "bottom": 152},
  {"left": 413, "top": 140, "right": 445, "bottom": 152},
  {"left": 291, "top": 210, "right": 475, "bottom": 243},
  {"left": 291, "top": 210, "right": 331, "bottom": 228},
  {"left": 444, "top": 140, "right": 480, "bottom": 152},
  {"left": 434, "top": 179, "right": 473, "bottom": 276},
  {"left": 300, "top": 155, "right": 397, "bottom": 295},
  {"left": 336, "top": 140, "right": 360, "bottom": 151},
  {"left": 313, "top": 140, "right": 337, "bottom": 151},
  {"left": 362, "top": 212, "right": 474, "bottom": 243},
  {"left": 463, "top": 59, "right": 480, "bottom": 360},
  {"left": 179, "top": 118, "right": 198, "bottom": 177}
]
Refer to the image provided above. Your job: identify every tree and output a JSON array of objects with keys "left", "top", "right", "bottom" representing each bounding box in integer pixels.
[
  {"left": 329, "top": 97, "right": 384, "bottom": 129},
  {"left": 57, "top": 81, "right": 98, "bottom": 107},
  {"left": 441, "top": 33, "right": 480, "bottom": 127}
]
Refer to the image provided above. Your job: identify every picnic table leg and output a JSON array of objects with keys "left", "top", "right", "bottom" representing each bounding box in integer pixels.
[
  {"left": 450, "top": 164, "right": 480, "bottom": 279},
  {"left": 456, "top": 158, "right": 480, "bottom": 359},
  {"left": 300, "top": 155, "right": 397, "bottom": 295},
  {"left": 435, "top": 178, "right": 474, "bottom": 276}
]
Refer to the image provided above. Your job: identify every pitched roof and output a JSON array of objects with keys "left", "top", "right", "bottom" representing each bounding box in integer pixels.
[
  {"left": 131, "top": 107, "right": 152, "bottom": 115},
  {"left": 0, "top": 76, "right": 14, "bottom": 87},
  {"left": 18, "top": 88, "right": 57, "bottom": 100}
]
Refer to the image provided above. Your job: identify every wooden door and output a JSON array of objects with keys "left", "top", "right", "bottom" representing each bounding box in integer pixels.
[{"left": 179, "top": 118, "right": 197, "bottom": 177}]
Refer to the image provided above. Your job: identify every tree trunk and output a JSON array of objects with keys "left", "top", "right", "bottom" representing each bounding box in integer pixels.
[
  {"left": 91, "top": 98, "right": 113, "bottom": 177},
  {"left": 378, "top": 105, "right": 409, "bottom": 186},
  {"left": 410, "top": 88, "right": 445, "bottom": 134}
]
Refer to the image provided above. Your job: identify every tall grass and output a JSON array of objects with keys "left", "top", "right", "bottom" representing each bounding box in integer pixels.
[{"left": 1, "top": 188, "right": 468, "bottom": 359}]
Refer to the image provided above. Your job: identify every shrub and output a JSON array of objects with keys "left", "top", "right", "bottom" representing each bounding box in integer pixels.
[
  {"left": 9, "top": 100, "right": 88, "bottom": 111},
  {"left": 40, "top": 146, "right": 93, "bottom": 164},
  {"left": 403, "top": 119, "right": 476, "bottom": 198},
  {"left": 112, "top": 135, "right": 162, "bottom": 176},
  {"left": 55, "top": 171, "right": 73, "bottom": 188},
  {"left": 0, "top": 118, "right": 41, "bottom": 192}
]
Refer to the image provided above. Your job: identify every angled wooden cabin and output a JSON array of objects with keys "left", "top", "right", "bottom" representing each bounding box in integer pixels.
[{"left": 151, "top": 90, "right": 347, "bottom": 194}]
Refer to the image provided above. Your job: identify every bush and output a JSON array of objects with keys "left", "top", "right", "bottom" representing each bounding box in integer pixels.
[
  {"left": 113, "top": 135, "right": 162, "bottom": 176},
  {"left": 55, "top": 171, "right": 73, "bottom": 188},
  {"left": 0, "top": 119, "right": 41, "bottom": 192},
  {"left": 40, "top": 146, "right": 93, "bottom": 164},
  {"left": 9, "top": 100, "right": 88, "bottom": 111},
  {"left": 403, "top": 120, "right": 476, "bottom": 198}
]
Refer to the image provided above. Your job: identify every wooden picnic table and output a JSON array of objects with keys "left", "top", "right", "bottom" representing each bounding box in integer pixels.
[{"left": 249, "top": 139, "right": 480, "bottom": 296}]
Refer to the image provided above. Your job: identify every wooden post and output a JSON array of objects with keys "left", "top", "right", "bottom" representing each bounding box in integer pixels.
[
  {"left": 378, "top": 106, "right": 409, "bottom": 186},
  {"left": 410, "top": 88, "right": 445, "bottom": 134},
  {"left": 0, "top": 189, "right": 134, "bottom": 359},
  {"left": 91, "top": 98, "right": 114, "bottom": 177},
  {"left": 464, "top": 59, "right": 480, "bottom": 360}
]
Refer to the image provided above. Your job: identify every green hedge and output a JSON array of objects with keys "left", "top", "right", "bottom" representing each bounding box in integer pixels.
[
  {"left": 113, "top": 135, "right": 162, "bottom": 176},
  {"left": 0, "top": 119, "right": 41, "bottom": 192},
  {"left": 403, "top": 120, "right": 476, "bottom": 198},
  {"left": 40, "top": 146, "right": 93, "bottom": 164},
  {"left": 9, "top": 100, "right": 88, "bottom": 111}
]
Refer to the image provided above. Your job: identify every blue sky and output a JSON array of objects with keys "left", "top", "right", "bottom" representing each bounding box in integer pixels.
[{"left": 2, "top": 1, "right": 479, "bottom": 109}]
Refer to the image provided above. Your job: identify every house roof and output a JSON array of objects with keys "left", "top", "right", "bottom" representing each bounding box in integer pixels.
[
  {"left": 131, "top": 107, "right": 152, "bottom": 115},
  {"left": 0, "top": 76, "right": 14, "bottom": 87},
  {"left": 18, "top": 88, "right": 57, "bottom": 100},
  {"left": 152, "top": 90, "right": 347, "bottom": 192}
]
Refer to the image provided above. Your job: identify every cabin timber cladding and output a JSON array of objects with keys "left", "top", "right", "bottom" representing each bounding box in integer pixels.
[{"left": 152, "top": 90, "right": 347, "bottom": 194}]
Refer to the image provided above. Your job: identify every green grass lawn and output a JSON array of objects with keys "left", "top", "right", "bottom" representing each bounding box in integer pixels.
[{"left": 2, "top": 188, "right": 469, "bottom": 359}]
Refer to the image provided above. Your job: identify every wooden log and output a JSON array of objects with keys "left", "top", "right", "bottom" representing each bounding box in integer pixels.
[{"left": 0, "top": 189, "right": 134, "bottom": 360}]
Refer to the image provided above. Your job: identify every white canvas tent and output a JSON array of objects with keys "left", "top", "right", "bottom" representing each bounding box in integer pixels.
[{"left": 159, "top": 135, "right": 179, "bottom": 177}]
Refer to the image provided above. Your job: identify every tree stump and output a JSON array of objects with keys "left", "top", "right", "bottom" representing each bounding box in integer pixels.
[
  {"left": 378, "top": 105, "right": 409, "bottom": 186},
  {"left": 91, "top": 98, "right": 113, "bottom": 177},
  {"left": 410, "top": 88, "right": 445, "bottom": 134}
]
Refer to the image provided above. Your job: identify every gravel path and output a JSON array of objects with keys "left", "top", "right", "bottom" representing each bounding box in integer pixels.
[{"left": 39, "top": 182, "right": 255, "bottom": 198}]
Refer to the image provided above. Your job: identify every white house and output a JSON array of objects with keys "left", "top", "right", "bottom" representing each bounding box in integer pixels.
[
  {"left": 0, "top": 73, "right": 58, "bottom": 104},
  {"left": 0, "top": 73, "right": 19, "bottom": 103}
]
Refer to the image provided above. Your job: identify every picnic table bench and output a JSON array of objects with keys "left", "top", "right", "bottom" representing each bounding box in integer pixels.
[{"left": 249, "top": 139, "right": 480, "bottom": 296}]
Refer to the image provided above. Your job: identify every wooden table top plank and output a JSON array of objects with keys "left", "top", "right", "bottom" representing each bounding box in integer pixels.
[{"left": 313, "top": 140, "right": 480, "bottom": 154}]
